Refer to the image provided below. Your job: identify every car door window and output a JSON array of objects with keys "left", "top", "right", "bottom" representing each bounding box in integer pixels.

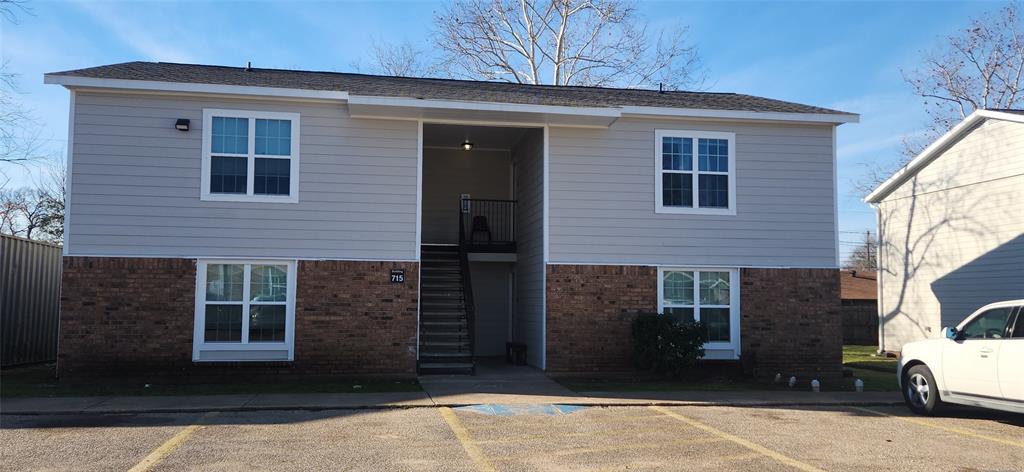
[
  {"left": 1012, "top": 308, "right": 1024, "bottom": 338},
  {"left": 960, "top": 307, "right": 1015, "bottom": 339}
]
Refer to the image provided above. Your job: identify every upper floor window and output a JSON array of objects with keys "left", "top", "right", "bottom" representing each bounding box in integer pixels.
[
  {"left": 654, "top": 130, "right": 735, "bottom": 215},
  {"left": 201, "top": 109, "right": 300, "bottom": 203}
]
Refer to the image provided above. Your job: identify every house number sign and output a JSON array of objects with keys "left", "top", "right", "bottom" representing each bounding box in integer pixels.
[{"left": 390, "top": 269, "right": 405, "bottom": 284}]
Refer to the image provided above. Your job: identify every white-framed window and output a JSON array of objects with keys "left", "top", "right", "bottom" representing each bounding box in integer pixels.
[
  {"left": 657, "top": 267, "right": 740, "bottom": 357},
  {"left": 654, "top": 130, "right": 736, "bottom": 215},
  {"left": 192, "top": 260, "right": 297, "bottom": 362},
  {"left": 201, "top": 109, "right": 300, "bottom": 203}
]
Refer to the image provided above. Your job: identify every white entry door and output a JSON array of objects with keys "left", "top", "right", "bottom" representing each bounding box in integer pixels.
[{"left": 942, "top": 306, "right": 1015, "bottom": 399}]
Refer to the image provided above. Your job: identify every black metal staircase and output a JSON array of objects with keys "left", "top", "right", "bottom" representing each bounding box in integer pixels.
[
  {"left": 417, "top": 198, "right": 517, "bottom": 376},
  {"left": 418, "top": 245, "right": 475, "bottom": 375}
]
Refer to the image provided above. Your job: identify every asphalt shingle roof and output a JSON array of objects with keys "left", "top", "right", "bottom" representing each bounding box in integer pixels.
[
  {"left": 840, "top": 270, "right": 877, "bottom": 301},
  {"left": 49, "top": 61, "right": 854, "bottom": 116}
]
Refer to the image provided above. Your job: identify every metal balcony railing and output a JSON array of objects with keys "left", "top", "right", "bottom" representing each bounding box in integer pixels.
[{"left": 458, "top": 198, "right": 517, "bottom": 253}]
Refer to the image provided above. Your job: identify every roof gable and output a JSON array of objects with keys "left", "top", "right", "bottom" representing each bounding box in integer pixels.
[{"left": 865, "top": 109, "right": 1024, "bottom": 203}]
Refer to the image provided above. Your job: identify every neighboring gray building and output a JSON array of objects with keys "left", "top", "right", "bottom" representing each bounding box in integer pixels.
[
  {"left": 45, "top": 61, "right": 857, "bottom": 378},
  {"left": 867, "top": 109, "right": 1024, "bottom": 352}
]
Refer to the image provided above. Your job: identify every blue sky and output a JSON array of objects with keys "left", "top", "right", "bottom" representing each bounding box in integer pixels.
[{"left": 1, "top": 0, "right": 1008, "bottom": 260}]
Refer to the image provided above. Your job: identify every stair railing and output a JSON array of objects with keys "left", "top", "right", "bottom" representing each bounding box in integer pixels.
[{"left": 458, "top": 207, "right": 477, "bottom": 374}]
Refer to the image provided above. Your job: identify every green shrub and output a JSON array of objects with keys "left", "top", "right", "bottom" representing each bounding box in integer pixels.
[{"left": 632, "top": 313, "right": 707, "bottom": 376}]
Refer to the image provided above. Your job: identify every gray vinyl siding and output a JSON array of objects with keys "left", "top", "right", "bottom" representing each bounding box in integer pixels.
[
  {"left": 877, "top": 118, "right": 1024, "bottom": 351},
  {"left": 421, "top": 148, "right": 511, "bottom": 244},
  {"left": 513, "top": 129, "right": 545, "bottom": 368},
  {"left": 67, "top": 91, "right": 419, "bottom": 260},
  {"left": 547, "top": 118, "right": 837, "bottom": 267}
]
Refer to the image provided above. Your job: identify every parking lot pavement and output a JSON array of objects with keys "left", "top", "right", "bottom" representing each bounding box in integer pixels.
[{"left": 2, "top": 405, "right": 1022, "bottom": 471}]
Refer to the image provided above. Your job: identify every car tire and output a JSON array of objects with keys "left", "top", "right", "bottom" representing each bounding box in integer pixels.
[{"left": 903, "top": 364, "right": 943, "bottom": 415}]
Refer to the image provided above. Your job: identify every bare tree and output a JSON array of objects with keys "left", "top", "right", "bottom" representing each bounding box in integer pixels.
[
  {"left": 368, "top": 39, "right": 439, "bottom": 77},
  {"left": 859, "top": 2, "right": 1024, "bottom": 195},
  {"left": 0, "top": 0, "right": 31, "bottom": 24},
  {"left": 0, "top": 61, "right": 46, "bottom": 165},
  {"left": 0, "top": 161, "right": 64, "bottom": 242},
  {"left": 370, "top": 0, "right": 702, "bottom": 88},
  {"left": 903, "top": 2, "right": 1024, "bottom": 147},
  {"left": 843, "top": 231, "right": 878, "bottom": 271}
]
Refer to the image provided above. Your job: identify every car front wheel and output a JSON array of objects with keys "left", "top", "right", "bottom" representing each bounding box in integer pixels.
[{"left": 903, "top": 364, "right": 943, "bottom": 415}]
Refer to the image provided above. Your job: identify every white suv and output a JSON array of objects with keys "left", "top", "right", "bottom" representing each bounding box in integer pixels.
[{"left": 897, "top": 300, "right": 1024, "bottom": 415}]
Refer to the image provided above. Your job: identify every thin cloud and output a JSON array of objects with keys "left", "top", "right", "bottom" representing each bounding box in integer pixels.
[{"left": 72, "top": 1, "right": 197, "bottom": 63}]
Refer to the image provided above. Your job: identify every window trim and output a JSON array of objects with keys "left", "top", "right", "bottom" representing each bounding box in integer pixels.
[
  {"left": 201, "top": 109, "right": 301, "bottom": 203},
  {"left": 192, "top": 259, "right": 297, "bottom": 362},
  {"left": 657, "top": 267, "right": 741, "bottom": 355},
  {"left": 654, "top": 129, "right": 736, "bottom": 215}
]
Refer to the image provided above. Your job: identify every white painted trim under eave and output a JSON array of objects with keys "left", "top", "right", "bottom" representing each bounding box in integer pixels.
[
  {"left": 62, "top": 90, "right": 76, "bottom": 256},
  {"left": 43, "top": 75, "right": 351, "bottom": 101},
  {"left": 621, "top": 106, "right": 860, "bottom": 124},
  {"left": 832, "top": 125, "right": 839, "bottom": 268},
  {"left": 864, "top": 109, "right": 1024, "bottom": 203}
]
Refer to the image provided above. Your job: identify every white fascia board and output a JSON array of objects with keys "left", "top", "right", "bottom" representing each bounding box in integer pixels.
[
  {"left": 347, "top": 94, "right": 621, "bottom": 118},
  {"left": 620, "top": 106, "right": 859, "bottom": 124},
  {"left": 862, "top": 110, "right": 1023, "bottom": 203},
  {"left": 43, "top": 75, "right": 350, "bottom": 101}
]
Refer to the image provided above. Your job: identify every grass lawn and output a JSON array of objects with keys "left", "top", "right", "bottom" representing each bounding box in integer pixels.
[
  {"left": 558, "top": 346, "right": 900, "bottom": 393},
  {"left": 1, "top": 363, "right": 421, "bottom": 398}
]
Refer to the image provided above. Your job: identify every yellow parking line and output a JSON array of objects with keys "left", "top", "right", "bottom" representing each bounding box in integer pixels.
[
  {"left": 439, "top": 407, "right": 497, "bottom": 472},
  {"left": 850, "top": 406, "right": 1024, "bottom": 449},
  {"left": 127, "top": 412, "right": 218, "bottom": 472},
  {"left": 650, "top": 406, "right": 824, "bottom": 472}
]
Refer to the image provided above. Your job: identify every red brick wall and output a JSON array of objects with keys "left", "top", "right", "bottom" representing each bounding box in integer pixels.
[
  {"left": 545, "top": 265, "right": 843, "bottom": 378},
  {"left": 59, "top": 257, "right": 197, "bottom": 375},
  {"left": 59, "top": 257, "right": 418, "bottom": 377},
  {"left": 294, "top": 260, "right": 418, "bottom": 375},
  {"left": 740, "top": 268, "right": 843, "bottom": 379},
  {"left": 545, "top": 265, "right": 657, "bottom": 372}
]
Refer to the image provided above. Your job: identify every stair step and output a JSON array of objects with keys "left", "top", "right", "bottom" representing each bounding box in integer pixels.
[
  {"left": 419, "top": 362, "right": 474, "bottom": 369},
  {"left": 420, "top": 334, "right": 469, "bottom": 340},
  {"left": 422, "top": 320, "right": 464, "bottom": 325},
  {"left": 420, "top": 340, "right": 470, "bottom": 347},
  {"left": 419, "top": 352, "right": 471, "bottom": 358}
]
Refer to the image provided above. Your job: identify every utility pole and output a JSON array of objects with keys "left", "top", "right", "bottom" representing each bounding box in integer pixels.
[{"left": 865, "top": 230, "right": 874, "bottom": 270}]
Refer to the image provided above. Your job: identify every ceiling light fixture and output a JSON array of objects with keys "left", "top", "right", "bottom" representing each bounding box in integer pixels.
[{"left": 462, "top": 140, "right": 474, "bottom": 151}]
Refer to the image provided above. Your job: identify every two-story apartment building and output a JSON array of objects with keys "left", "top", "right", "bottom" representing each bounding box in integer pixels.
[{"left": 45, "top": 62, "right": 857, "bottom": 379}]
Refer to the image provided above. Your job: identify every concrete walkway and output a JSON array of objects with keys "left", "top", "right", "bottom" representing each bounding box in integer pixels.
[
  {"left": 2, "top": 363, "right": 902, "bottom": 415},
  {"left": 0, "top": 390, "right": 902, "bottom": 415}
]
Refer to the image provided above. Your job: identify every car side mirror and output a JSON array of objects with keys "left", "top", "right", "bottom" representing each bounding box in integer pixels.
[{"left": 942, "top": 327, "right": 958, "bottom": 340}]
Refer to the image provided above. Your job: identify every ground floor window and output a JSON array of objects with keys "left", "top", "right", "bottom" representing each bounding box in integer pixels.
[
  {"left": 657, "top": 268, "right": 740, "bottom": 357},
  {"left": 192, "top": 260, "right": 296, "bottom": 361}
]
